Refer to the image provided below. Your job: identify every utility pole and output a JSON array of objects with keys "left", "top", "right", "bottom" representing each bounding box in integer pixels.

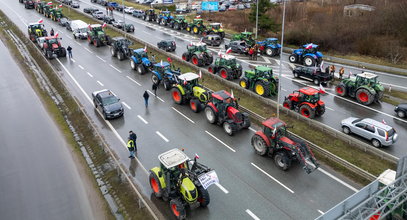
[
  {"left": 255, "top": 0, "right": 259, "bottom": 39},
  {"left": 276, "top": 0, "right": 286, "bottom": 118},
  {"left": 122, "top": 0, "right": 125, "bottom": 24}
]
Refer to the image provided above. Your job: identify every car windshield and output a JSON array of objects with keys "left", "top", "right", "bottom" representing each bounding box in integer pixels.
[
  {"left": 103, "top": 96, "right": 119, "bottom": 106},
  {"left": 352, "top": 118, "right": 362, "bottom": 124}
]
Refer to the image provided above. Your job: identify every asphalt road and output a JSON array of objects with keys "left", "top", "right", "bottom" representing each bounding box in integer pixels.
[
  {"left": 1, "top": 1, "right": 400, "bottom": 219},
  {"left": 0, "top": 38, "right": 97, "bottom": 219}
]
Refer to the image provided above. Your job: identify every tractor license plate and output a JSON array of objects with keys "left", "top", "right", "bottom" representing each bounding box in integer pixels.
[{"left": 198, "top": 170, "right": 219, "bottom": 189}]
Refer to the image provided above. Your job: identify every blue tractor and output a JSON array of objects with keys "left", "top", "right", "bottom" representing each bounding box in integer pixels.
[
  {"left": 130, "top": 48, "right": 154, "bottom": 75},
  {"left": 288, "top": 43, "right": 323, "bottom": 67},
  {"left": 156, "top": 11, "right": 173, "bottom": 26},
  {"left": 151, "top": 62, "right": 182, "bottom": 90},
  {"left": 257, "top": 38, "right": 281, "bottom": 57}
]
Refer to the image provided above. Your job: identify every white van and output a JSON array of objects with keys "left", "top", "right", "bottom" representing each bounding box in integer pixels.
[{"left": 71, "top": 20, "right": 88, "bottom": 40}]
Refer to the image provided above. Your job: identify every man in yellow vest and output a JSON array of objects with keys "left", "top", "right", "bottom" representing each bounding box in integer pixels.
[{"left": 127, "top": 137, "right": 136, "bottom": 159}]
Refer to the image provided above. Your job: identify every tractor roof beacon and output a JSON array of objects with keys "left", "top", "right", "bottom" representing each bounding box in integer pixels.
[
  {"left": 149, "top": 148, "right": 216, "bottom": 220},
  {"left": 251, "top": 117, "right": 319, "bottom": 174},
  {"left": 208, "top": 54, "right": 242, "bottom": 80},
  {"left": 283, "top": 87, "right": 326, "bottom": 119},
  {"left": 239, "top": 65, "right": 278, "bottom": 97}
]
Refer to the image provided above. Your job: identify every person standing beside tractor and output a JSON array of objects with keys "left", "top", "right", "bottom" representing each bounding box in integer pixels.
[
  {"left": 127, "top": 137, "right": 136, "bottom": 159},
  {"left": 50, "top": 28, "right": 54, "bottom": 36},
  {"left": 339, "top": 67, "right": 345, "bottom": 79},
  {"left": 152, "top": 82, "right": 158, "bottom": 96},
  {"left": 330, "top": 65, "right": 336, "bottom": 77}
]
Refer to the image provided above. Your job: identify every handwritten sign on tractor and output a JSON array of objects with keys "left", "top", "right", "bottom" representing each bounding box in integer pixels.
[{"left": 198, "top": 170, "right": 219, "bottom": 189}]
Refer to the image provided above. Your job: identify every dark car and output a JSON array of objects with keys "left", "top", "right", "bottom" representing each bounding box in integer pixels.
[
  {"left": 84, "top": 7, "right": 98, "bottom": 14},
  {"left": 58, "top": 17, "right": 70, "bottom": 27},
  {"left": 395, "top": 103, "right": 407, "bottom": 118},
  {"left": 97, "top": 0, "right": 109, "bottom": 6},
  {"left": 202, "top": 35, "right": 222, "bottom": 47},
  {"left": 71, "top": 1, "right": 80, "bottom": 8},
  {"left": 103, "top": 15, "right": 115, "bottom": 24},
  {"left": 24, "top": 0, "right": 35, "bottom": 9},
  {"left": 92, "top": 89, "right": 124, "bottom": 119},
  {"left": 157, "top": 40, "right": 176, "bottom": 52},
  {"left": 123, "top": 24, "right": 135, "bottom": 32},
  {"left": 292, "top": 66, "right": 333, "bottom": 85},
  {"left": 132, "top": 9, "right": 145, "bottom": 18},
  {"left": 115, "top": 5, "right": 125, "bottom": 12},
  {"left": 225, "top": 40, "right": 248, "bottom": 54}
]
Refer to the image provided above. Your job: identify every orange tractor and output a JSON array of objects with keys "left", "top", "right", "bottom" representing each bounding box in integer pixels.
[{"left": 283, "top": 87, "right": 325, "bottom": 119}]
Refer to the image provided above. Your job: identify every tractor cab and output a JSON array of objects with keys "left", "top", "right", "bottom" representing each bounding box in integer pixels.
[
  {"left": 211, "top": 90, "right": 238, "bottom": 111},
  {"left": 289, "top": 87, "right": 321, "bottom": 104},
  {"left": 193, "top": 18, "right": 203, "bottom": 26},
  {"left": 216, "top": 54, "right": 237, "bottom": 66},
  {"left": 209, "top": 23, "right": 222, "bottom": 31},
  {"left": 43, "top": 36, "right": 61, "bottom": 47},
  {"left": 302, "top": 43, "right": 319, "bottom": 54},
  {"left": 88, "top": 24, "right": 103, "bottom": 34},
  {"left": 28, "top": 23, "right": 47, "bottom": 37},
  {"left": 158, "top": 148, "right": 190, "bottom": 179},
  {"left": 132, "top": 48, "right": 148, "bottom": 59},
  {"left": 265, "top": 38, "right": 279, "bottom": 45},
  {"left": 254, "top": 66, "right": 274, "bottom": 78},
  {"left": 187, "top": 42, "right": 207, "bottom": 52},
  {"left": 154, "top": 61, "right": 172, "bottom": 74},
  {"left": 145, "top": 9, "right": 155, "bottom": 15},
  {"left": 177, "top": 72, "right": 200, "bottom": 88},
  {"left": 355, "top": 72, "right": 379, "bottom": 87},
  {"left": 175, "top": 14, "right": 185, "bottom": 20},
  {"left": 262, "top": 118, "right": 287, "bottom": 139},
  {"left": 160, "top": 10, "right": 172, "bottom": 17}
]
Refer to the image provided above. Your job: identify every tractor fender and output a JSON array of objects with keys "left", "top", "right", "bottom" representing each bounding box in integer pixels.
[
  {"left": 304, "top": 53, "right": 318, "bottom": 60},
  {"left": 193, "top": 86, "right": 209, "bottom": 102},
  {"left": 207, "top": 102, "right": 218, "bottom": 112},
  {"left": 150, "top": 167, "right": 166, "bottom": 189},
  {"left": 316, "top": 51, "right": 323, "bottom": 58},
  {"left": 152, "top": 71, "right": 163, "bottom": 81},
  {"left": 141, "top": 57, "right": 151, "bottom": 66},
  {"left": 317, "top": 100, "right": 325, "bottom": 106},
  {"left": 357, "top": 85, "right": 377, "bottom": 95},
  {"left": 254, "top": 131, "right": 271, "bottom": 147},
  {"left": 227, "top": 106, "right": 243, "bottom": 123},
  {"left": 175, "top": 84, "right": 186, "bottom": 95},
  {"left": 300, "top": 102, "right": 317, "bottom": 109},
  {"left": 267, "top": 45, "right": 277, "bottom": 49},
  {"left": 293, "top": 49, "right": 303, "bottom": 55},
  {"left": 130, "top": 56, "right": 139, "bottom": 64}
]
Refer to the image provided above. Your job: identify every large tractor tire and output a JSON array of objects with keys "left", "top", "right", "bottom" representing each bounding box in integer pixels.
[
  {"left": 117, "top": 51, "right": 124, "bottom": 61},
  {"left": 207, "top": 65, "right": 215, "bottom": 74},
  {"left": 242, "top": 116, "right": 251, "bottom": 129},
  {"left": 299, "top": 104, "right": 316, "bottom": 118},
  {"left": 110, "top": 47, "right": 117, "bottom": 57},
  {"left": 190, "top": 98, "right": 202, "bottom": 113},
  {"left": 171, "top": 87, "right": 184, "bottom": 104},
  {"left": 266, "top": 47, "right": 277, "bottom": 56},
  {"left": 288, "top": 54, "right": 298, "bottom": 63},
  {"left": 181, "top": 52, "right": 189, "bottom": 61},
  {"left": 130, "top": 59, "right": 137, "bottom": 70},
  {"left": 191, "top": 55, "right": 199, "bottom": 66},
  {"left": 174, "top": 22, "right": 180, "bottom": 30},
  {"left": 303, "top": 55, "right": 315, "bottom": 66},
  {"left": 197, "top": 186, "right": 210, "bottom": 207},
  {"left": 274, "top": 151, "right": 291, "bottom": 171},
  {"left": 205, "top": 106, "right": 217, "bottom": 124},
  {"left": 356, "top": 88, "right": 375, "bottom": 105},
  {"left": 251, "top": 134, "right": 268, "bottom": 156},
  {"left": 315, "top": 105, "right": 325, "bottom": 117},
  {"left": 223, "top": 121, "right": 237, "bottom": 136},
  {"left": 170, "top": 199, "right": 186, "bottom": 220},
  {"left": 160, "top": 19, "right": 167, "bottom": 26},
  {"left": 192, "top": 26, "right": 199, "bottom": 34},
  {"left": 235, "top": 68, "right": 243, "bottom": 79},
  {"left": 218, "top": 67, "right": 231, "bottom": 80},
  {"left": 283, "top": 100, "right": 293, "bottom": 110},
  {"left": 186, "top": 26, "right": 191, "bottom": 32},
  {"left": 239, "top": 77, "right": 249, "bottom": 89},
  {"left": 163, "top": 79, "right": 171, "bottom": 91},
  {"left": 336, "top": 83, "right": 347, "bottom": 97},
  {"left": 149, "top": 172, "right": 163, "bottom": 198},
  {"left": 151, "top": 74, "right": 160, "bottom": 85},
  {"left": 254, "top": 81, "right": 270, "bottom": 97},
  {"left": 269, "top": 81, "right": 278, "bottom": 96},
  {"left": 137, "top": 64, "right": 146, "bottom": 75},
  {"left": 59, "top": 48, "right": 67, "bottom": 57}
]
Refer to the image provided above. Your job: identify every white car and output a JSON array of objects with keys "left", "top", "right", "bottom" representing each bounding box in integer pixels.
[{"left": 124, "top": 7, "right": 135, "bottom": 14}]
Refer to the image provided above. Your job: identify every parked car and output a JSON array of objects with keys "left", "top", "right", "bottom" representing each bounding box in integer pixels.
[
  {"left": 92, "top": 89, "right": 124, "bottom": 120},
  {"left": 219, "top": 5, "right": 226, "bottom": 12},
  {"left": 103, "top": 15, "right": 115, "bottom": 24},
  {"left": 244, "top": 3, "right": 251, "bottom": 8},
  {"left": 202, "top": 35, "right": 222, "bottom": 47},
  {"left": 123, "top": 23, "right": 135, "bottom": 33},
  {"left": 124, "top": 7, "right": 135, "bottom": 14},
  {"left": 395, "top": 103, "right": 407, "bottom": 118},
  {"left": 292, "top": 66, "right": 333, "bottom": 85},
  {"left": 71, "top": 1, "right": 80, "bottom": 8},
  {"left": 225, "top": 40, "right": 249, "bottom": 54},
  {"left": 237, "top": 4, "right": 245, "bottom": 10},
  {"left": 228, "top": 5, "right": 237, "bottom": 10},
  {"left": 115, "top": 5, "right": 125, "bottom": 11},
  {"left": 132, "top": 10, "right": 145, "bottom": 18},
  {"left": 83, "top": 7, "right": 98, "bottom": 14},
  {"left": 157, "top": 39, "right": 176, "bottom": 52},
  {"left": 92, "top": 11, "right": 105, "bottom": 20},
  {"left": 341, "top": 117, "right": 398, "bottom": 147},
  {"left": 58, "top": 17, "right": 70, "bottom": 27},
  {"left": 98, "top": 0, "right": 109, "bottom": 6},
  {"left": 112, "top": 20, "right": 125, "bottom": 29}
]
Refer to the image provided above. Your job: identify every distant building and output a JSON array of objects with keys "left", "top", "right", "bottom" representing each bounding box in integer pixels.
[{"left": 343, "top": 4, "right": 375, "bottom": 17}]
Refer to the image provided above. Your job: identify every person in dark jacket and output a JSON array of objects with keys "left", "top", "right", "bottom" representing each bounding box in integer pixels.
[
  {"left": 50, "top": 28, "right": 54, "bottom": 36},
  {"left": 127, "top": 137, "right": 136, "bottom": 158},
  {"left": 67, "top": 46, "right": 72, "bottom": 58},
  {"left": 152, "top": 83, "right": 158, "bottom": 96},
  {"left": 143, "top": 91, "right": 149, "bottom": 107}
]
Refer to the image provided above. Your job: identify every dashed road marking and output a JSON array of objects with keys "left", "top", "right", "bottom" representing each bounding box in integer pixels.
[
  {"left": 85, "top": 47, "right": 93, "bottom": 54},
  {"left": 86, "top": 72, "right": 93, "bottom": 77},
  {"left": 326, "top": 106, "right": 334, "bottom": 111},
  {"left": 246, "top": 209, "right": 260, "bottom": 220},
  {"left": 215, "top": 183, "right": 229, "bottom": 194},
  {"left": 318, "top": 210, "right": 324, "bottom": 215},
  {"left": 156, "top": 131, "right": 169, "bottom": 142},
  {"left": 70, "top": 58, "right": 76, "bottom": 63},
  {"left": 205, "top": 131, "right": 236, "bottom": 153},
  {"left": 96, "top": 55, "right": 106, "bottom": 62},
  {"left": 97, "top": 81, "right": 104, "bottom": 86},
  {"left": 142, "top": 31, "right": 151, "bottom": 35},
  {"left": 172, "top": 107, "right": 195, "bottom": 124},
  {"left": 318, "top": 168, "right": 358, "bottom": 192},
  {"left": 122, "top": 102, "right": 131, "bottom": 109},
  {"left": 66, "top": 35, "right": 73, "bottom": 40},
  {"left": 251, "top": 162, "right": 294, "bottom": 193},
  {"left": 109, "top": 64, "right": 122, "bottom": 73},
  {"left": 249, "top": 127, "right": 257, "bottom": 132},
  {"left": 78, "top": 64, "right": 84, "bottom": 70},
  {"left": 126, "top": 76, "right": 142, "bottom": 86},
  {"left": 281, "top": 88, "right": 287, "bottom": 92},
  {"left": 147, "top": 90, "right": 164, "bottom": 102},
  {"left": 75, "top": 41, "right": 81, "bottom": 46},
  {"left": 137, "top": 115, "right": 148, "bottom": 124}
]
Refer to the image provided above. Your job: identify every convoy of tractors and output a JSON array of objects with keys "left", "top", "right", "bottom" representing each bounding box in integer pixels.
[{"left": 23, "top": 1, "right": 393, "bottom": 219}]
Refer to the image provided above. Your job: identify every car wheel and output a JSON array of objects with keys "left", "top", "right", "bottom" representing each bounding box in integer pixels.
[
  {"left": 397, "top": 110, "right": 405, "bottom": 118},
  {"left": 342, "top": 126, "right": 351, "bottom": 134},
  {"left": 293, "top": 72, "right": 299, "bottom": 78},
  {"left": 313, "top": 78, "right": 320, "bottom": 85},
  {"left": 372, "top": 139, "right": 381, "bottom": 148}
]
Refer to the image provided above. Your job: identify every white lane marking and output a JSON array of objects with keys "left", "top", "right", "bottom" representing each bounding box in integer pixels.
[
  {"left": 326, "top": 106, "right": 334, "bottom": 111},
  {"left": 142, "top": 31, "right": 151, "bottom": 35},
  {"left": 122, "top": 102, "right": 131, "bottom": 109},
  {"left": 126, "top": 76, "right": 142, "bottom": 86},
  {"left": 87, "top": 72, "right": 93, "bottom": 78},
  {"left": 96, "top": 55, "right": 106, "bottom": 62},
  {"left": 215, "top": 183, "right": 229, "bottom": 194},
  {"left": 251, "top": 162, "right": 294, "bottom": 193},
  {"left": 281, "top": 88, "right": 287, "bottom": 92},
  {"left": 249, "top": 127, "right": 257, "bottom": 132},
  {"left": 71, "top": 58, "right": 76, "bottom": 63},
  {"left": 97, "top": 81, "right": 104, "bottom": 86},
  {"left": 246, "top": 209, "right": 261, "bottom": 220},
  {"left": 382, "top": 82, "right": 407, "bottom": 90},
  {"left": 109, "top": 64, "right": 122, "bottom": 73},
  {"left": 58, "top": 30, "right": 64, "bottom": 34},
  {"left": 137, "top": 115, "right": 148, "bottom": 124},
  {"left": 318, "top": 210, "right": 324, "bottom": 215},
  {"left": 75, "top": 41, "right": 81, "bottom": 46},
  {"left": 147, "top": 90, "right": 165, "bottom": 102},
  {"left": 84, "top": 47, "right": 94, "bottom": 54},
  {"left": 205, "top": 131, "right": 236, "bottom": 153},
  {"left": 78, "top": 65, "right": 84, "bottom": 70},
  {"left": 172, "top": 107, "right": 195, "bottom": 124},
  {"left": 156, "top": 131, "right": 169, "bottom": 142},
  {"left": 262, "top": 56, "right": 271, "bottom": 64},
  {"left": 66, "top": 35, "right": 73, "bottom": 40},
  {"left": 318, "top": 168, "right": 358, "bottom": 192}
]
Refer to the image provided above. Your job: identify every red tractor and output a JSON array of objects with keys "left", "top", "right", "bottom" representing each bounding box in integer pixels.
[
  {"left": 204, "top": 90, "right": 251, "bottom": 136},
  {"left": 42, "top": 36, "right": 67, "bottom": 59},
  {"left": 251, "top": 117, "right": 319, "bottom": 174},
  {"left": 283, "top": 87, "right": 325, "bottom": 119}
]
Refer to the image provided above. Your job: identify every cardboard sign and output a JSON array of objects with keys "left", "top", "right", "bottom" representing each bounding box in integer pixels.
[{"left": 198, "top": 170, "right": 219, "bottom": 189}]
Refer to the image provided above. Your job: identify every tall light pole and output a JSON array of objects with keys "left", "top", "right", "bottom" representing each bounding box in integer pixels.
[
  {"left": 122, "top": 0, "right": 125, "bottom": 24},
  {"left": 255, "top": 0, "right": 259, "bottom": 39},
  {"left": 276, "top": 0, "right": 286, "bottom": 118}
]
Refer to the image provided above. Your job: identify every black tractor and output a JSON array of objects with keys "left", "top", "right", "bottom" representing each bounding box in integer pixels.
[{"left": 110, "top": 37, "right": 133, "bottom": 61}]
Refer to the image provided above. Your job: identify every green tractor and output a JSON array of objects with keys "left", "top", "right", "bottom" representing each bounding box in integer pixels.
[
  {"left": 43, "top": 5, "right": 53, "bottom": 17},
  {"left": 27, "top": 22, "right": 48, "bottom": 41},
  {"left": 239, "top": 66, "right": 279, "bottom": 97},
  {"left": 50, "top": 8, "right": 63, "bottom": 22},
  {"left": 35, "top": 1, "right": 46, "bottom": 14},
  {"left": 186, "top": 18, "right": 206, "bottom": 35},
  {"left": 202, "top": 23, "right": 225, "bottom": 39},
  {"left": 149, "top": 148, "right": 216, "bottom": 220},
  {"left": 181, "top": 42, "right": 213, "bottom": 67},
  {"left": 171, "top": 72, "right": 211, "bottom": 113},
  {"left": 335, "top": 72, "right": 384, "bottom": 105},
  {"left": 169, "top": 15, "right": 188, "bottom": 30},
  {"left": 87, "top": 24, "right": 111, "bottom": 47},
  {"left": 232, "top": 31, "right": 255, "bottom": 47},
  {"left": 207, "top": 54, "right": 242, "bottom": 80}
]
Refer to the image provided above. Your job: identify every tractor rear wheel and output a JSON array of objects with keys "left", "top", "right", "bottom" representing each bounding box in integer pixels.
[
  {"left": 313, "top": 78, "right": 320, "bottom": 85},
  {"left": 299, "top": 104, "right": 316, "bottom": 118},
  {"left": 266, "top": 47, "right": 276, "bottom": 56},
  {"left": 171, "top": 87, "right": 184, "bottom": 104},
  {"left": 170, "top": 199, "right": 186, "bottom": 220},
  {"left": 239, "top": 77, "right": 249, "bottom": 89},
  {"left": 197, "top": 186, "right": 210, "bottom": 207},
  {"left": 191, "top": 55, "right": 199, "bottom": 65},
  {"left": 151, "top": 74, "right": 160, "bottom": 85},
  {"left": 149, "top": 172, "right": 163, "bottom": 198},
  {"left": 251, "top": 134, "right": 268, "bottom": 156},
  {"left": 174, "top": 22, "right": 180, "bottom": 30},
  {"left": 130, "top": 60, "right": 137, "bottom": 70},
  {"left": 274, "top": 151, "right": 291, "bottom": 171},
  {"left": 208, "top": 65, "right": 215, "bottom": 74},
  {"left": 336, "top": 84, "right": 347, "bottom": 97},
  {"left": 205, "top": 106, "right": 217, "bottom": 124},
  {"left": 163, "top": 79, "right": 171, "bottom": 91},
  {"left": 110, "top": 47, "right": 117, "bottom": 57},
  {"left": 182, "top": 52, "right": 189, "bottom": 61},
  {"left": 288, "top": 54, "right": 298, "bottom": 63},
  {"left": 59, "top": 48, "right": 67, "bottom": 57},
  {"left": 190, "top": 99, "right": 202, "bottom": 113},
  {"left": 137, "top": 64, "right": 146, "bottom": 75},
  {"left": 303, "top": 56, "right": 315, "bottom": 66},
  {"left": 254, "top": 81, "right": 270, "bottom": 97},
  {"left": 356, "top": 88, "right": 374, "bottom": 105},
  {"left": 117, "top": 51, "right": 124, "bottom": 61},
  {"left": 218, "top": 68, "right": 230, "bottom": 80},
  {"left": 223, "top": 121, "right": 237, "bottom": 136},
  {"left": 193, "top": 26, "right": 199, "bottom": 34}
]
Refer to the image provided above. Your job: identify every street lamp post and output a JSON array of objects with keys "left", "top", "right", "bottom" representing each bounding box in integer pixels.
[
  {"left": 122, "top": 0, "right": 125, "bottom": 24},
  {"left": 276, "top": 0, "right": 286, "bottom": 118},
  {"left": 255, "top": 0, "right": 259, "bottom": 39}
]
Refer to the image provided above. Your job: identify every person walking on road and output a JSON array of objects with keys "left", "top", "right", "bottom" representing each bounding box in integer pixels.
[
  {"left": 50, "top": 28, "right": 54, "bottom": 37},
  {"left": 152, "top": 82, "right": 158, "bottom": 96},
  {"left": 67, "top": 46, "right": 73, "bottom": 58},
  {"left": 127, "top": 137, "right": 136, "bottom": 159},
  {"left": 339, "top": 67, "right": 345, "bottom": 80},
  {"left": 143, "top": 91, "right": 150, "bottom": 107}
]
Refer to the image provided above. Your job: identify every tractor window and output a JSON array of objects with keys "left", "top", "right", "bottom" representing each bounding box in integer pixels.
[
  {"left": 264, "top": 126, "right": 272, "bottom": 137},
  {"left": 303, "top": 93, "right": 319, "bottom": 103}
]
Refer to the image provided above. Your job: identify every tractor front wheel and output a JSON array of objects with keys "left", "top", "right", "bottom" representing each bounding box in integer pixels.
[
  {"left": 130, "top": 60, "right": 137, "bottom": 70},
  {"left": 283, "top": 100, "right": 292, "bottom": 110},
  {"left": 110, "top": 47, "right": 117, "bottom": 57},
  {"left": 288, "top": 54, "right": 298, "bottom": 63},
  {"left": 303, "top": 56, "right": 315, "bottom": 67},
  {"left": 299, "top": 104, "right": 316, "bottom": 118},
  {"left": 208, "top": 65, "right": 215, "bottom": 74},
  {"left": 191, "top": 55, "right": 199, "bottom": 65},
  {"left": 356, "top": 88, "right": 374, "bottom": 105},
  {"left": 218, "top": 68, "right": 230, "bottom": 80},
  {"left": 336, "top": 84, "right": 347, "bottom": 97},
  {"left": 239, "top": 77, "right": 249, "bottom": 89},
  {"left": 197, "top": 186, "right": 210, "bottom": 207},
  {"left": 190, "top": 99, "right": 202, "bottom": 113},
  {"left": 266, "top": 47, "right": 276, "bottom": 56},
  {"left": 174, "top": 22, "right": 180, "bottom": 30},
  {"left": 223, "top": 121, "right": 237, "bottom": 136},
  {"left": 251, "top": 134, "right": 268, "bottom": 156},
  {"left": 170, "top": 199, "right": 186, "bottom": 220},
  {"left": 274, "top": 151, "right": 291, "bottom": 171},
  {"left": 254, "top": 81, "right": 270, "bottom": 97},
  {"left": 137, "top": 64, "right": 146, "bottom": 75},
  {"left": 163, "top": 79, "right": 171, "bottom": 91},
  {"left": 149, "top": 172, "right": 163, "bottom": 198},
  {"left": 117, "top": 51, "right": 124, "bottom": 61},
  {"left": 316, "top": 105, "right": 325, "bottom": 116},
  {"left": 151, "top": 74, "right": 160, "bottom": 85},
  {"left": 205, "top": 106, "right": 217, "bottom": 124},
  {"left": 171, "top": 87, "right": 184, "bottom": 104},
  {"left": 181, "top": 52, "right": 189, "bottom": 61},
  {"left": 193, "top": 26, "right": 199, "bottom": 34}
]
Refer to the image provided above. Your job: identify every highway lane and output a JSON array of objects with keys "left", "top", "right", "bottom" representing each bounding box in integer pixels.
[
  {"left": 0, "top": 34, "right": 101, "bottom": 220},
  {"left": 3, "top": 2, "right": 359, "bottom": 219}
]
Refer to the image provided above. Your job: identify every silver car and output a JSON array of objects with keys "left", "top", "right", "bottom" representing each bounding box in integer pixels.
[{"left": 341, "top": 117, "right": 398, "bottom": 147}]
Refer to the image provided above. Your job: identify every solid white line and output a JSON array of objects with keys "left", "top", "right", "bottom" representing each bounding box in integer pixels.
[
  {"left": 172, "top": 107, "right": 195, "bottom": 124},
  {"left": 84, "top": 47, "right": 93, "bottom": 54},
  {"left": 318, "top": 210, "right": 324, "bottom": 215},
  {"left": 142, "top": 31, "right": 151, "bottom": 35},
  {"left": 251, "top": 162, "right": 294, "bottom": 193},
  {"left": 96, "top": 55, "right": 106, "bottom": 62},
  {"left": 156, "top": 131, "right": 169, "bottom": 142},
  {"left": 246, "top": 209, "right": 261, "bottom": 220},
  {"left": 70, "top": 58, "right": 76, "bottom": 63},
  {"left": 147, "top": 90, "right": 165, "bottom": 102},
  {"left": 381, "top": 82, "right": 407, "bottom": 90},
  {"left": 137, "top": 115, "right": 148, "bottom": 124},
  {"left": 249, "top": 127, "right": 257, "bottom": 132},
  {"left": 281, "top": 88, "right": 287, "bottom": 92},
  {"left": 126, "top": 76, "right": 142, "bottom": 86},
  {"left": 75, "top": 41, "right": 81, "bottom": 46},
  {"left": 109, "top": 64, "right": 122, "bottom": 73},
  {"left": 66, "top": 35, "right": 73, "bottom": 40},
  {"left": 318, "top": 168, "right": 358, "bottom": 192},
  {"left": 86, "top": 72, "right": 93, "bottom": 78},
  {"left": 205, "top": 131, "right": 236, "bottom": 153},
  {"left": 326, "top": 106, "right": 334, "bottom": 111},
  {"left": 215, "top": 183, "right": 229, "bottom": 194},
  {"left": 122, "top": 102, "right": 131, "bottom": 109},
  {"left": 78, "top": 64, "right": 84, "bottom": 70},
  {"left": 97, "top": 81, "right": 104, "bottom": 86}
]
